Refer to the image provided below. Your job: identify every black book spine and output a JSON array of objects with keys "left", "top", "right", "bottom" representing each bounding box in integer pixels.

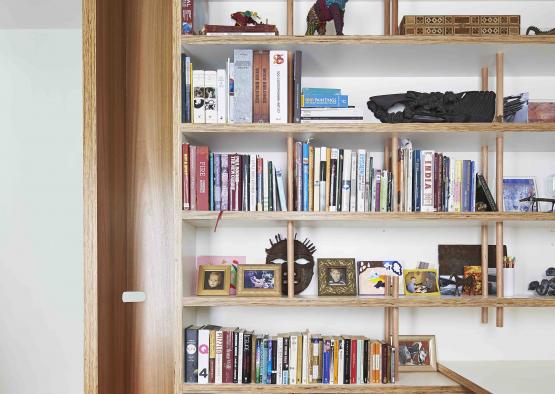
[
  {"left": 293, "top": 51, "right": 302, "bottom": 123},
  {"left": 184, "top": 327, "right": 198, "bottom": 383},
  {"left": 243, "top": 333, "right": 251, "bottom": 383},
  {"left": 271, "top": 339, "right": 278, "bottom": 384},
  {"left": 282, "top": 337, "right": 289, "bottom": 383},
  {"left": 363, "top": 339, "right": 369, "bottom": 384},
  {"left": 343, "top": 339, "right": 350, "bottom": 384},
  {"left": 268, "top": 161, "right": 274, "bottom": 211},
  {"left": 478, "top": 174, "right": 498, "bottom": 211},
  {"left": 387, "top": 172, "right": 393, "bottom": 212},
  {"left": 233, "top": 331, "right": 239, "bottom": 383},
  {"left": 330, "top": 155, "right": 337, "bottom": 209},
  {"left": 337, "top": 149, "right": 344, "bottom": 211}
]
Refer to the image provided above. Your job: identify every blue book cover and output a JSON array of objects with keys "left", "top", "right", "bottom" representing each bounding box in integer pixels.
[
  {"left": 214, "top": 154, "right": 221, "bottom": 211},
  {"left": 267, "top": 339, "right": 273, "bottom": 384},
  {"left": 322, "top": 340, "right": 330, "bottom": 383},
  {"left": 414, "top": 150, "right": 421, "bottom": 211},
  {"left": 302, "top": 143, "right": 309, "bottom": 211},
  {"left": 470, "top": 160, "right": 476, "bottom": 212},
  {"left": 462, "top": 160, "right": 470, "bottom": 212},
  {"left": 301, "top": 94, "right": 348, "bottom": 108},
  {"left": 209, "top": 153, "right": 214, "bottom": 211},
  {"left": 261, "top": 340, "right": 268, "bottom": 384},
  {"left": 302, "top": 87, "right": 341, "bottom": 96},
  {"left": 255, "top": 339, "right": 261, "bottom": 383}
]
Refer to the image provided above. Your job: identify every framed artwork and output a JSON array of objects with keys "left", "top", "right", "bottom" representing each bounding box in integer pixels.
[
  {"left": 503, "top": 177, "right": 537, "bottom": 212},
  {"left": 318, "top": 258, "right": 356, "bottom": 296},
  {"left": 237, "top": 264, "right": 281, "bottom": 297},
  {"left": 197, "top": 265, "right": 231, "bottom": 296},
  {"left": 403, "top": 269, "right": 440, "bottom": 296},
  {"left": 195, "top": 256, "right": 245, "bottom": 295},
  {"left": 398, "top": 335, "right": 437, "bottom": 372},
  {"left": 357, "top": 261, "right": 403, "bottom": 296}
]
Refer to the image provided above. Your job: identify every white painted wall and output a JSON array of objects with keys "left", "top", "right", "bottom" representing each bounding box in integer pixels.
[{"left": 0, "top": 29, "right": 83, "bottom": 393}]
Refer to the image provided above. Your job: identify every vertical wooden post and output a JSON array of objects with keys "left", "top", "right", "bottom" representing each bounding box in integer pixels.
[
  {"left": 287, "top": 221, "right": 295, "bottom": 298},
  {"left": 496, "top": 53, "right": 504, "bottom": 122},
  {"left": 384, "top": 139, "right": 391, "bottom": 172},
  {"left": 391, "top": 137, "right": 399, "bottom": 211},
  {"left": 392, "top": 0, "right": 399, "bottom": 35},
  {"left": 287, "top": 136, "right": 294, "bottom": 211},
  {"left": 384, "top": 0, "right": 391, "bottom": 35},
  {"left": 384, "top": 276, "right": 391, "bottom": 343},
  {"left": 481, "top": 145, "right": 489, "bottom": 324},
  {"left": 481, "top": 67, "right": 489, "bottom": 91},
  {"left": 392, "top": 276, "right": 399, "bottom": 381},
  {"left": 287, "top": 0, "right": 293, "bottom": 35},
  {"left": 495, "top": 53, "right": 504, "bottom": 327}
]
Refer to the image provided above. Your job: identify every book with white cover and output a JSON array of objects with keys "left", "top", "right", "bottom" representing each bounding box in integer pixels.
[
  {"left": 301, "top": 332, "right": 309, "bottom": 384},
  {"left": 356, "top": 150, "right": 366, "bottom": 212},
  {"left": 350, "top": 153, "right": 357, "bottom": 211},
  {"left": 341, "top": 149, "right": 352, "bottom": 212},
  {"left": 249, "top": 154, "right": 256, "bottom": 211},
  {"left": 276, "top": 170, "right": 287, "bottom": 211},
  {"left": 421, "top": 150, "right": 435, "bottom": 212},
  {"left": 269, "top": 50, "right": 288, "bottom": 123},
  {"left": 192, "top": 69, "right": 205, "bottom": 123},
  {"left": 237, "top": 331, "right": 244, "bottom": 384},
  {"left": 204, "top": 70, "right": 217, "bottom": 123},
  {"left": 337, "top": 339, "right": 344, "bottom": 385},
  {"left": 277, "top": 337, "right": 283, "bottom": 384},
  {"left": 227, "top": 59, "right": 234, "bottom": 123},
  {"left": 198, "top": 327, "right": 210, "bottom": 384},
  {"left": 319, "top": 147, "right": 327, "bottom": 212},
  {"left": 216, "top": 69, "right": 227, "bottom": 123},
  {"left": 314, "top": 148, "right": 321, "bottom": 212},
  {"left": 263, "top": 160, "right": 269, "bottom": 211},
  {"left": 215, "top": 330, "right": 224, "bottom": 384},
  {"left": 289, "top": 335, "right": 298, "bottom": 384}
]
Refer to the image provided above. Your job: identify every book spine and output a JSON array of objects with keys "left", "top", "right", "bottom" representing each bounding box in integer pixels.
[
  {"left": 356, "top": 150, "right": 366, "bottom": 212},
  {"left": 204, "top": 71, "right": 217, "bottom": 123},
  {"left": 363, "top": 340, "right": 368, "bottom": 384},
  {"left": 333, "top": 339, "right": 339, "bottom": 384},
  {"left": 272, "top": 339, "right": 278, "bottom": 384},
  {"left": 421, "top": 150, "right": 435, "bottom": 212},
  {"left": 256, "top": 157, "right": 263, "bottom": 211},
  {"left": 192, "top": 70, "right": 205, "bottom": 123},
  {"left": 198, "top": 329, "right": 210, "bottom": 384},
  {"left": 261, "top": 339, "right": 268, "bottom": 384},
  {"left": 343, "top": 339, "right": 350, "bottom": 384},
  {"left": 455, "top": 160, "right": 462, "bottom": 212},
  {"left": 314, "top": 147, "right": 321, "bottom": 212},
  {"left": 184, "top": 327, "right": 198, "bottom": 383},
  {"left": 220, "top": 154, "right": 229, "bottom": 210},
  {"left": 181, "top": 55, "right": 187, "bottom": 123},
  {"left": 433, "top": 153, "right": 439, "bottom": 211},
  {"left": 380, "top": 171, "right": 388, "bottom": 212},
  {"left": 341, "top": 149, "right": 352, "bottom": 212},
  {"left": 319, "top": 147, "right": 327, "bottom": 211},
  {"left": 181, "top": 0, "right": 193, "bottom": 34},
  {"left": 325, "top": 148, "right": 331, "bottom": 210},
  {"left": 263, "top": 160, "right": 269, "bottom": 211},
  {"left": 229, "top": 154, "right": 237, "bottom": 211},
  {"left": 311, "top": 338, "right": 320, "bottom": 383},
  {"left": 209, "top": 329, "right": 217, "bottom": 383},
  {"left": 350, "top": 153, "right": 357, "bottom": 212},
  {"left": 268, "top": 161, "right": 274, "bottom": 211},
  {"left": 227, "top": 60, "right": 234, "bottom": 123},
  {"left": 350, "top": 339, "right": 357, "bottom": 384},
  {"left": 261, "top": 50, "right": 270, "bottom": 123},
  {"left": 243, "top": 333, "right": 251, "bottom": 383},
  {"left": 237, "top": 332, "right": 244, "bottom": 384},
  {"left": 302, "top": 143, "right": 310, "bottom": 211},
  {"left": 301, "top": 94, "right": 348, "bottom": 108},
  {"left": 381, "top": 343, "right": 388, "bottom": 384},
  {"left": 269, "top": 50, "right": 288, "bottom": 123},
  {"left": 289, "top": 336, "right": 297, "bottom": 384},
  {"left": 295, "top": 142, "right": 303, "bottom": 211},
  {"left": 470, "top": 160, "right": 476, "bottom": 212},
  {"left": 195, "top": 147, "right": 209, "bottom": 210},
  {"left": 253, "top": 51, "right": 262, "bottom": 123},
  {"left": 336, "top": 149, "right": 343, "bottom": 211},
  {"left": 182, "top": 143, "right": 190, "bottom": 210},
  {"left": 293, "top": 51, "right": 302, "bottom": 123},
  {"left": 357, "top": 340, "right": 363, "bottom": 384},
  {"left": 267, "top": 339, "right": 273, "bottom": 384},
  {"left": 213, "top": 154, "right": 221, "bottom": 211},
  {"left": 215, "top": 330, "right": 224, "bottom": 384},
  {"left": 413, "top": 150, "right": 421, "bottom": 211},
  {"left": 390, "top": 346, "right": 396, "bottom": 384},
  {"left": 301, "top": 334, "right": 309, "bottom": 384},
  {"left": 337, "top": 340, "right": 344, "bottom": 385},
  {"left": 233, "top": 331, "right": 239, "bottom": 383},
  {"left": 308, "top": 145, "right": 314, "bottom": 211},
  {"left": 322, "top": 340, "right": 330, "bottom": 384},
  {"left": 277, "top": 337, "right": 283, "bottom": 384},
  {"left": 374, "top": 170, "right": 381, "bottom": 212},
  {"left": 233, "top": 49, "right": 253, "bottom": 123},
  {"left": 276, "top": 170, "right": 287, "bottom": 211},
  {"left": 387, "top": 171, "right": 393, "bottom": 212},
  {"left": 282, "top": 337, "right": 289, "bottom": 384},
  {"left": 209, "top": 153, "right": 214, "bottom": 210},
  {"left": 329, "top": 149, "right": 339, "bottom": 211},
  {"left": 365, "top": 154, "right": 371, "bottom": 212},
  {"left": 216, "top": 69, "right": 227, "bottom": 123}
]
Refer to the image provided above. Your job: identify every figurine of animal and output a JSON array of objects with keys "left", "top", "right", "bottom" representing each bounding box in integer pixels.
[
  {"left": 306, "top": 0, "right": 349, "bottom": 36},
  {"left": 526, "top": 26, "right": 555, "bottom": 35},
  {"left": 231, "top": 11, "right": 262, "bottom": 27}
]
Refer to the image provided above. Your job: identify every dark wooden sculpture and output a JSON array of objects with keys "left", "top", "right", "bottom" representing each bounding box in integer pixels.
[
  {"left": 526, "top": 26, "right": 555, "bottom": 35},
  {"left": 306, "top": 0, "right": 349, "bottom": 36},
  {"left": 231, "top": 11, "right": 262, "bottom": 27}
]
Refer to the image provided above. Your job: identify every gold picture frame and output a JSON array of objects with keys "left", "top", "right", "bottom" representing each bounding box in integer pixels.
[
  {"left": 403, "top": 269, "right": 440, "bottom": 296},
  {"left": 317, "top": 258, "right": 357, "bottom": 296},
  {"left": 398, "top": 335, "right": 437, "bottom": 371},
  {"left": 236, "top": 264, "right": 282, "bottom": 297},
  {"left": 197, "top": 265, "right": 231, "bottom": 296}
]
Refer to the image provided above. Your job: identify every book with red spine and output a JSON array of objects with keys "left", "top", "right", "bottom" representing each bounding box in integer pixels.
[
  {"left": 350, "top": 338, "right": 357, "bottom": 384},
  {"left": 222, "top": 328, "right": 235, "bottom": 383},
  {"left": 260, "top": 50, "right": 270, "bottom": 123},
  {"left": 182, "top": 143, "right": 190, "bottom": 210},
  {"left": 196, "top": 146, "right": 209, "bottom": 210},
  {"left": 253, "top": 51, "right": 262, "bottom": 123}
]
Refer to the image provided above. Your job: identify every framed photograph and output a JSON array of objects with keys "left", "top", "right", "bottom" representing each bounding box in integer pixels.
[
  {"left": 237, "top": 264, "right": 281, "bottom": 297},
  {"left": 404, "top": 269, "right": 440, "bottom": 296},
  {"left": 358, "top": 261, "right": 404, "bottom": 296},
  {"left": 197, "top": 265, "right": 231, "bottom": 296},
  {"left": 398, "top": 335, "right": 437, "bottom": 371},
  {"left": 503, "top": 177, "right": 537, "bottom": 212},
  {"left": 318, "top": 258, "right": 356, "bottom": 296},
  {"left": 195, "top": 256, "right": 245, "bottom": 295}
]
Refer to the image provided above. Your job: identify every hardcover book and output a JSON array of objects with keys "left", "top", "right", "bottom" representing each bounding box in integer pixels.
[
  {"left": 233, "top": 49, "right": 253, "bottom": 123},
  {"left": 184, "top": 325, "right": 201, "bottom": 383},
  {"left": 204, "top": 70, "right": 217, "bottom": 123},
  {"left": 301, "top": 94, "right": 348, "bottom": 108},
  {"left": 420, "top": 150, "right": 435, "bottom": 212},
  {"left": 216, "top": 69, "right": 227, "bottom": 123},
  {"left": 192, "top": 70, "right": 205, "bottom": 123},
  {"left": 269, "top": 50, "right": 288, "bottom": 123},
  {"left": 197, "top": 326, "right": 211, "bottom": 384},
  {"left": 293, "top": 51, "right": 302, "bottom": 123},
  {"left": 196, "top": 146, "right": 209, "bottom": 210}
]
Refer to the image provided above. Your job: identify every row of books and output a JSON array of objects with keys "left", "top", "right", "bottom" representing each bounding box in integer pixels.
[
  {"left": 185, "top": 325, "right": 396, "bottom": 385},
  {"left": 182, "top": 144, "right": 287, "bottom": 211},
  {"left": 181, "top": 50, "right": 302, "bottom": 124},
  {"left": 300, "top": 87, "right": 363, "bottom": 124}
]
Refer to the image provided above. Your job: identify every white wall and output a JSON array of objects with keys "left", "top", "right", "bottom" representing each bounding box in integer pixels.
[{"left": 0, "top": 29, "right": 83, "bottom": 393}]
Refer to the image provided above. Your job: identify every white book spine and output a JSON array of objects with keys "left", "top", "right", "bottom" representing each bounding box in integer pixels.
[
  {"left": 350, "top": 153, "right": 357, "bottom": 212},
  {"left": 341, "top": 149, "right": 352, "bottom": 212},
  {"left": 215, "top": 330, "right": 224, "bottom": 384},
  {"left": 204, "top": 70, "right": 218, "bottom": 123},
  {"left": 319, "top": 147, "right": 327, "bottom": 212},
  {"left": 216, "top": 69, "right": 227, "bottom": 123},
  {"left": 408, "top": 147, "right": 413, "bottom": 212},
  {"left": 263, "top": 160, "right": 269, "bottom": 211},
  {"left": 228, "top": 61, "right": 235, "bottom": 123},
  {"left": 249, "top": 154, "right": 256, "bottom": 211},
  {"left": 192, "top": 70, "right": 205, "bottom": 123},
  {"left": 269, "top": 50, "right": 288, "bottom": 123},
  {"left": 301, "top": 334, "right": 309, "bottom": 384},
  {"left": 273, "top": 166, "right": 278, "bottom": 211},
  {"left": 277, "top": 337, "right": 283, "bottom": 384},
  {"left": 448, "top": 159, "right": 455, "bottom": 212},
  {"left": 356, "top": 150, "right": 366, "bottom": 212},
  {"left": 421, "top": 150, "right": 435, "bottom": 212},
  {"left": 381, "top": 170, "right": 388, "bottom": 212},
  {"left": 276, "top": 170, "right": 287, "bottom": 211},
  {"left": 314, "top": 148, "right": 321, "bottom": 212},
  {"left": 238, "top": 332, "right": 244, "bottom": 384},
  {"left": 365, "top": 153, "right": 371, "bottom": 212},
  {"left": 337, "top": 340, "right": 344, "bottom": 385},
  {"left": 289, "top": 336, "right": 297, "bottom": 384},
  {"left": 357, "top": 340, "right": 363, "bottom": 384},
  {"left": 329, "top": 148, "right": 339, "bottom": 212},
  {"left": 198, "top": 329, "right": 210, "bottom": 384}
]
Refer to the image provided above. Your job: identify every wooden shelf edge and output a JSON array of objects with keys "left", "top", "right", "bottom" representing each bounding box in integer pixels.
[
  {"left": 181, "top": 123, "right": 555, "bottom": 134},
  {"left": 182, "top": 296, "right": 555, "bottom": 308},
  {"left": 182, "top": 34, "right": 555, "bottom": 46}
]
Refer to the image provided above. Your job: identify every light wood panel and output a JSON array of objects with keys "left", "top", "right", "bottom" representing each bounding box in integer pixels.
[{"left": 182, "top": 295, "right": 555, "bottom": 308}]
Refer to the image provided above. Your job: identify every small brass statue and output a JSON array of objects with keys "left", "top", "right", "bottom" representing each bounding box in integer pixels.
[{"left": 306, "top": 0, "right": 349, "bottom": 36}]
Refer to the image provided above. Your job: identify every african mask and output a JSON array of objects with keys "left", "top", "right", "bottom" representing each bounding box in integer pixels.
[{"left": 265, "top": 234, "right": 316, "bottom": 295}]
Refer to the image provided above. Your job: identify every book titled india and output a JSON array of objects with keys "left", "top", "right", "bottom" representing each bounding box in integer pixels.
[
  {"left": 184, "top": 325, "right": 200, "bottom": 383},
  {"left": 421, "top": 150, "right": 435, "bottom": 212},
  {"left": 196, "top": 146, "right": 209, "bottom": 211},
  {"left": 233, "top": 49, "right": 253, "bottom": 123}
]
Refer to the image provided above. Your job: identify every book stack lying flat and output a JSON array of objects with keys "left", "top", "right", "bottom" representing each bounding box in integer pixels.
[
  {"left": 300, "top": 88, "right": 363, "bottom": 123},
  {"left": 185, "top": 325, "right": 396, "bottom": 385}
]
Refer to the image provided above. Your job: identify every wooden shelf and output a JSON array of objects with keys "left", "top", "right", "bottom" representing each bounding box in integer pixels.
[{"left": 182, "top": 295, "right": 555, "bottom": 308}]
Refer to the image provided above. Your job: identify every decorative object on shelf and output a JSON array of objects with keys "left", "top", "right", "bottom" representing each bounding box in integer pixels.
[
  {"left": 398, "top": 335, "right": 437, "bottom": 372},
  {"left": 519, "top": 195, "right": 555, "bottom": 213},
  {"left": 357, "top": 261, "right": 403, "bottom": 296},
  {"left": 181, "top": 0, "right": 193, "bottom": 35},
  {"left": 529, "top": 267, "right": 555, "bottom": 296},
  {"left": 475, "top": 174, "right": 498, "bottom": 212},
  {"left": 400, "top": 15, "right": 520, "bottom": 36},
  {"left": 266, "top": 234, "right": 316, "bottom": 295},
  {"left": 317, "top": 258, "right": 356, "bottom": 296},
  {"left": 526, "top": 26, "right": 555, "bottom": 35},
  {"left": 503, "top": 177, "right": 537, "bottom": 212},
  {"left": 237, "top": 264, "right": 282, "bottom": 297},
  {"left": 503, "top": 257, "right": 516, "bottom": 297},
  {"left": 403, "top": 269, "right": 440, "bottom": 296},
  {"left": 197, "top": 265, "right": 231, "bottom": 296},
  {"left": 528, "top": 102, "right": 555, "bottom": 123},
  {"left": 504, "top": 93, "right": 529, "bottom": 123},
  {"left": 305, "top": 0, "right": 349, "bottom": 36},
  {"left": 195, "top": 256, "right": 245, "bottom": 295},
  {"left": 202, "top": 11, "right": 279, "bottom": 35},
  {"left": 367, "top": 91, "right": 496, "bottom": 123},
  {"left": 462, "top": 266, "right": 482, "bottom": 296}
]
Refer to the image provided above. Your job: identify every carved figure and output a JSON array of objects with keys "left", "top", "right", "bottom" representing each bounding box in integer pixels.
[
  {"left": 231, "top": 11, "right": 262, "bottom": 27},
  {"left": 306, "top": 0, "right": 349, "bottom": 36},
  {"left": 526, "top": 26, "right": 555, "bottom": 35}
]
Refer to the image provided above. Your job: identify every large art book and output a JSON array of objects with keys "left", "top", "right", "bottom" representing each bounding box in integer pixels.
[{"left": 233, "top": 49, "right": 253, "bottom": 123}]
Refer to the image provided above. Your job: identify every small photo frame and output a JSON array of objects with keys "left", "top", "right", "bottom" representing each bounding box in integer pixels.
[
  {"left": 318, "top": 258, "right": 356, "bottom": 296},
  {"left": 197, "top": 265, "right": 231, "bottom": 296},
  {"left": 503, "top": 177, "right": 537, "bottom": 212},
  {"left": 237, "top": 264, "right": 282, "bottom": 297},
  {"left": 404, "top": 269, "right": 440, "bottom": 296},
  {"left": 398, "top": 335, "right": 437, "bottom": 372}
]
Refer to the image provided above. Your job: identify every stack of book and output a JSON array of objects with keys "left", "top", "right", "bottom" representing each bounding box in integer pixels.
[
  {"left": 300, "top": 88, "right": 363, "bottom": 124},
  {"left": 182, "top": 50, "right": 303, "bottom": 124},
  {"left": 182, "top": 144, "right": 287, "bottom": 211},
  {"left": 293, "top": 142, "right": 394, "bottom": 212},
  {"left": 185, "top": 325, "right": 396, "bottom": 385}
]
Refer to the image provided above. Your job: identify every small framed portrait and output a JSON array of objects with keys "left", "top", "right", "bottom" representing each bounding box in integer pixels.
[
  {"left": 503, "top": 177, "right": 537, "bottom": 212},
  {"left": 197, "top": 265, "right": 231, "bottom": 296},
  {"left": 404, "top": 269, "right": 440, "bottom": 296},
  {"left": 237, "top": 264, "right": 281, "bottom": 297},
  {"left": 318, "top": 258, "right": 356, "bottom": 296},
  {"left": 398, "top": 335, "right": 437, "bottom": 372}
]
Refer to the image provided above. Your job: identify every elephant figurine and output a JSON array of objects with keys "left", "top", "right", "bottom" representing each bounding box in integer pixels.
[{"left": 306, "top": 0, "right": 349, "bottom": 36}]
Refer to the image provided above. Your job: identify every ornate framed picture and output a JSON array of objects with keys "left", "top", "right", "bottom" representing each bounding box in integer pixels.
[
  {"left": 237, "top": 264, "right": 282, "bottom": 297},
  {"left": 398, "top": 335, "right": 437, "bottom": 371},
  {"left": 318, "top": 258, "right": 356, "bottom": 296},
  {"left": 197, "top": 265, "right": 231, "bottom": 296},
  {"left": 404, "top": 269, "right": 440, "bottom": 296}
]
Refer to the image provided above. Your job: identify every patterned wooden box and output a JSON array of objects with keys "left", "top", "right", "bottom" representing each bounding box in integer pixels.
[{"left": 400, "top": 15, "right": 520, "bottom": 36}]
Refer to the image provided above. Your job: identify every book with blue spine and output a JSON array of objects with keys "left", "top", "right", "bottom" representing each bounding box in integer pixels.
[
  {"left": 322, "top": 338, "right": 331, "bottom": 383},
  {"left": 413, "top": 150, "right": 421, "bottom": 211},
  {"left": 255, "top": 338, "right": 262, "bottom": 383},
  {"left": 302, "top": 87, "right": 341, "bottom": 96},
  {"left": 214, "top": 154, "right": 221, "bottom": 211},
  {"left": 302, "top": 143, "right": 309, "bottom": 211},
  {"left": 261, "top": 338, "right": 268, "bottom": 384},
  {"left": 462, "top": 160, "right": 470, "bottom": 212},
  {"left": 301, "top": 94, "right": 348, "bottom": 108},
  {"left": 181, "top": 54, "right": 191, "bottom": 123},
  {"left": 267, "top": 339, "right": 273, "bottom": 384}
]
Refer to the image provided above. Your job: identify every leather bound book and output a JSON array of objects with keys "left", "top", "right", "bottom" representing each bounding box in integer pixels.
[
  {"left": 261, "top": 50, "right": 270, "bottom": 123},
  {"left": 400, "top": 15, "right": 520, "bottom": 36},
  {"left": 253, "top": 51, "right": 262, "bottom": 123},
  {"left": 196, "top": 146, "right": 209, "bottom": 211}
]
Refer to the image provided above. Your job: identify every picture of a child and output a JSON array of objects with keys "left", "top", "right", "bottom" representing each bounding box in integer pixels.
[
  {"left": 328, "top": 268, "right": 346, "bottom": 285},
  {"left": 205, "top": 271, "right": 223, "bottom": 290}
]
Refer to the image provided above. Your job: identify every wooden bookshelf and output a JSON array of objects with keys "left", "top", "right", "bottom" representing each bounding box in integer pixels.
[{"left": 182, "top": 295, "right": 555, "bottom": 308}]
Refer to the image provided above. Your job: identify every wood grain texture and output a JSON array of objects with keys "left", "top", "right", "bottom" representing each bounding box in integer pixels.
[
  {"left": 181, "top": 35, "right": 555, "bottom": 46},
  {"left": 481, "top": 67, "right": 488, "bottom": 91},
  {"left": 480, "top": 145, "right": 489, "bottom": 324},
  {"left": 182, "top": 295, "right": 555, "bottom": 308},
  {"left": 287, "top": 0, "right": 293, "bottom": 35},
  {"left": 287, "top": 221, "right": 294, "bottom": 298},
  {"left": 437, "top": 363, "right": 492, "bottom": 394},
  {"left": 496, "top": 133, "right": 504, "bottom": 328},
  {"left": 392, "top": 0, "right": 398, "bottom": 35},
  {"left": 391, "top": 137, "right": 398, "bottom": 211},
  {"left": 384, "top": 0, "right": 391, "bottom": 35},
  {"left": 392, "top": 277, "right": 399, "bottom": 381},
  {"left": 181, "top": 122, "right": 555, "bottom": 134}
]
